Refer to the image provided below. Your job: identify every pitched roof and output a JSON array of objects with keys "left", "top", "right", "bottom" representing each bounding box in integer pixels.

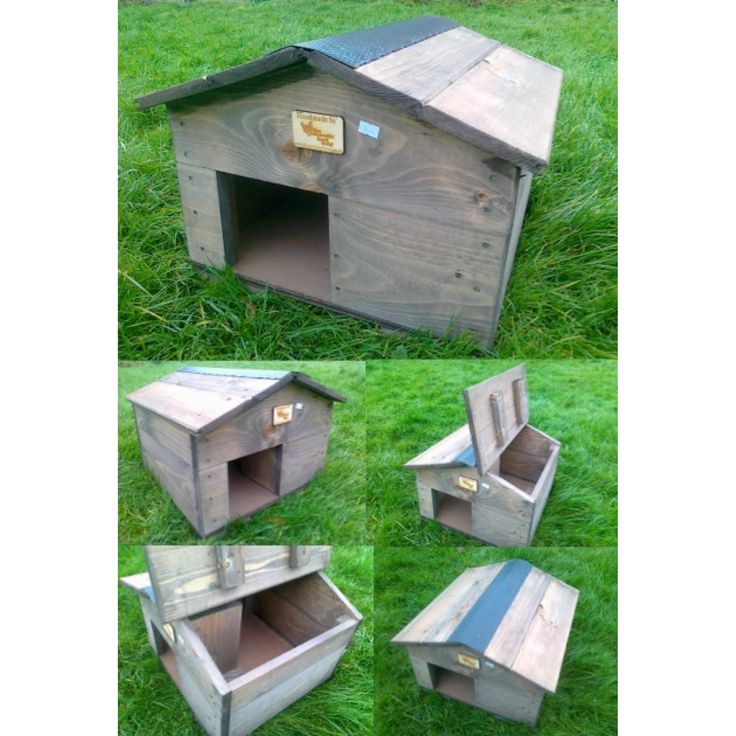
[
  {"left": 136, "top": 16, "right": 563, "bottom": 173},
  {"left": 126, "top": 366, "right": 345, "bottom": 434},
  {"left": 392, "top": 559, "right": 578, "bottom": 693}
]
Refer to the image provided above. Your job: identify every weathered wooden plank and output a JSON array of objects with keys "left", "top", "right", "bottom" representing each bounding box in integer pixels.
[
  {"left": 191, "top": 601, "right": 244, "bottom": 674},
  {"left": 170, "top": 619, "right": 230, "bottom": 736},
  {"left": 409, "top": 654, "right": 435, "bottom": 689},
  {"left": 354, "top": 27, "right": 499, "bottom": 104},
  {"left": 472, "top": 476, "right": 534, "bottom": 547},
  {"left": 484, "top": 568, "right": 550, "bottom": 666},
  {"left": 137, "top": 47, "right": 306, "bottom": 109},
  {"left": 406, "top": 641, "right": 545, "bottom": 725},
  {"left": 425, "top": 46, "right": 563, "bottom": 174},
  {"left": 512, "top": 578, "right": 578, "bottom": 693},
  {"left": 130, "top": 380, "right": 252, "bottom": 435},
  {"left": 497, "top": 169, "right": 532, "bottom": 313},
  {"left": 135, "top": 407, "right": 199, "bottom": 528},
  {"left": 195, "top": 384, "right": 330, "bottom": 471},
  {"left": 228, "top": 619, "right": 358, "bottom": 735},
  {"left": 392, "top": 565, "right": 503, "bottom": 645},
  {"left": 330, "top": 196, "right": 506, "bottom": 344},
  {"left": 528, "top": 442, "right": 560, "bottom": 540},
  {"left": 160, "top": 371, "right": 277, "bottom": 398},
  {"left": 267, "top": 571, "right": 362, "bottom": 628},
  {"left": 144, "top": 546, "right": 332, "bottom": 623},
  {"left": 405, "top": 424, "right": 472, "bottom": 469},
  {"left": 176, "top": 162, "right": 238, "bottom": 267},
  {"left": 472, "top": 663, "right": 544, "bottom": 726},
  {"left": 463, "top": 365, "right": 528, "bottom": 476},
  {"left": 168, "top": 65, "right": 517, "bottom": 232},
  {"left": 197, "top": 463, "right": 230, "bottom": 536},
  {"left": 258, "top": 589, "right": 325, "bottom": 646}
]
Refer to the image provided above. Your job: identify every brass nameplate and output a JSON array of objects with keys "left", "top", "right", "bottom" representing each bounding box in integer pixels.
[
  {"left": 273, "top": 404, "right": 294, "bottom": 426},
  {"left": 292, "top": 111, "right": 344, "bottom": 154},
  {"left": 457, "top": 476, "right": 478, "bottom": 492},
  {"left": 457, "top": 653, "right": 480, "bottom": 669}
]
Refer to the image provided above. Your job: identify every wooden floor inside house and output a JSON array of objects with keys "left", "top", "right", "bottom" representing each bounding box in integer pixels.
[
  {"left": 435, "top": 668, "right": 476, "bottom": 706},
  {"left": 435, "top": 493, "right": 473, "bottom": 535},
  {"left": 236, "top": 613, "right": 293, "bottom": 673},
  {"left": 228, "top": 465, "right": 279, "bottom": 518},
  {"left": 233, "top": 187, "right": 330, "bottom": 302}
]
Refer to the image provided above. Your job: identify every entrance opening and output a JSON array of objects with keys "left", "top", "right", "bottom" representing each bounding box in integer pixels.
[
  {"left": 429, "top": 663, "right": 476, "bottom": 706},
  {"left": 231, "top": 175, "right": 330, "bottom": 302},
  {"left": 228, "top": 446, "right": 282, "bottom": 519},
  {"left": 432, "top": 489, "right": 473, "bottom": 535}
]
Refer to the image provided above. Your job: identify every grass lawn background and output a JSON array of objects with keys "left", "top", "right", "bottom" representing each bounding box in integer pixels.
[
  {"left": 367, "top": 359, "right": 617, "bottom": 546},
  {"left": 119, "top": 544, "right": 374, "bottom": 736},
  {"left": 119, "top": 360, "right": 366, "bottom": 543},
  {"left": 374, "top": 546, "right": 616, "bottom": 736},
  {"left": 119, "top": 0, "right": 617, "bottom": 360}
]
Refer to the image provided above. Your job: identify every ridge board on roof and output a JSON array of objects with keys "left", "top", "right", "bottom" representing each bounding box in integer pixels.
[{"left": 177, "top": 366, "right": 291, "bottom": 380}]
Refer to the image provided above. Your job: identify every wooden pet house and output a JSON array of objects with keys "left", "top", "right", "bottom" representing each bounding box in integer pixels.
[
  {"left": 392, "top": 558, "right": 578, "bottom": 726},
  {"left": 405, "top": 365, "right": 560, "bottom": 546},
  {"left": 121, "top": 545, "right": 362, "bottom": 736},
  {"left": 136, "top": 16, "right": 563, "bottom": 347},
  {"left": 126, "top": 366, "right": 346, "bottom": 537}
]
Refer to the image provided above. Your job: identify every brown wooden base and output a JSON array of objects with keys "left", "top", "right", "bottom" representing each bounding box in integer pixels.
[{"left": 228, "top": 467, "right": 280, "bottom": 518}]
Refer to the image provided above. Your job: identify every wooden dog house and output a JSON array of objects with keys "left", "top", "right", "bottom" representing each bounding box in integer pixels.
[
  {"left": 405, "top": 365, "right": 560, "bottom": 546},
  {"left": 392, "top": 558, "right": 578, "bottom": 726},
  {"left": 121, "top": 545, "right": 362, "bottom": 736},
  {"left": 136, "top": 16, "right": 563, "bottom": 347},
  {"left": 126, "top": 366, "right": 346, "bottom": 537}
]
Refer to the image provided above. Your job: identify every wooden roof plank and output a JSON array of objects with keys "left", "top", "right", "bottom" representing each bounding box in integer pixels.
[
  {"left": 511, "top": 578, "right": 579, "bottom": 693},
  {"left": 354, "top": 27, "right": 499, "bottom": 105},
  {"left": 391, "top": 564, "right": 503, "bottom": 645},
  {"left": 425, "top": 45, "right": 563, "bottom": 174},
  {"left": 404, "top": 424, "right": 473, "bottom": 469},
  {"left": 484, "top": 567, "right": 550, "bottom": 667},
  {"left": 126, "top": 368, "right": 345, "bottom": 434},
  {"left": 136, "top": 47, "right": 306, "bottom": 109}
]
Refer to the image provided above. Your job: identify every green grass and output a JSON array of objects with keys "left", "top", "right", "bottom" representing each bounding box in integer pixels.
[
  {"left": 374, "top": 546, "right": 616, "bottom": 735},
  {"left": 119, "top": 544, "right": 374, "bottom": 736},
  {"left": 119, "top": 0, "right": 616, "bottom": 359},
  {"left": 367, "top": 359, "right": 617, "bottom": 546},
  {"left": 119, "top": 360, "right": 366, "bottom": 543}
]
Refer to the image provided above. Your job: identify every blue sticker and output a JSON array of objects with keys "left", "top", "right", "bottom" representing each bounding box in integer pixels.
[{"left": 358, "top": 120, "right": 381, "bottom": 139}]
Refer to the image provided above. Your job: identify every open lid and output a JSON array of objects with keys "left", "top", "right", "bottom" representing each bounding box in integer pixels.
[
  {"left": 463, "top": 365, "right": 529, "bottom": 476},
  {"left": 138, "top": 545, "right": 331, "bottom": 623}
]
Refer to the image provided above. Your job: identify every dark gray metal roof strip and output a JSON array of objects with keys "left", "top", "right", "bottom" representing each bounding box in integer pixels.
[
  {"left": 447, "top": 559, "right": 533, "bottom": 654},
  {"left": 298, "top": 16, "right": 458, "bottom": 68}
]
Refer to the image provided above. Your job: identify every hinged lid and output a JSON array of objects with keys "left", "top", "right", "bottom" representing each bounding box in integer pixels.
[
  {"left": 463, "top": 365, "right": 529, "bottom": 475},
  {"left": 142, "top": 545, "right": 331, "bottom": 623}
]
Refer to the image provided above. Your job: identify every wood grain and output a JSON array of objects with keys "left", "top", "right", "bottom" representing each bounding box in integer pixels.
[
  {"left": 176, "top": 162, "right": 237, "bottom": 267},
  {"left": 463, "top": 364, "right": 529, "bottom": 476},
  {"left": 511, "top": 578, "right": 578, "bottom": 693},
  {"left": 190, "top": 600, "right": 243, "bottom": 674},
  {"left": 168, "top": 64, "right": 517, "bottom": 232},
  {"left": 144, "top": 546, "right": 332, "bottom": 623},
  {"left": 425, "top": 46, "right": 564, "bottom": 174},
  {"left": 330, "top": 196, "right": 505, "bottom": 344},
  {"left": 354, "top": 27, "right": 499, "bottom": 105}
]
